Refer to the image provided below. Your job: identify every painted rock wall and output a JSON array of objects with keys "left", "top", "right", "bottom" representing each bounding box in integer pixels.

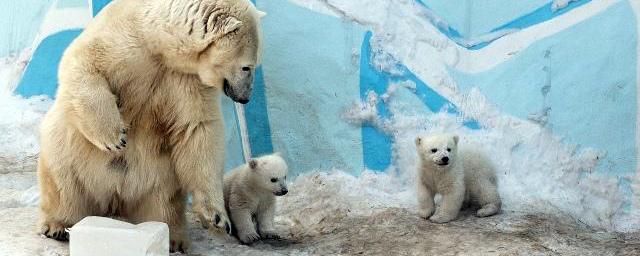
[{"left": 3, "top": 0, "right": 639, "bottom": 231}]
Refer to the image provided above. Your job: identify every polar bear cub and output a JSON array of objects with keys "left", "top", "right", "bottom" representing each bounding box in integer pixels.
[
  {"left": 224, "top": 153, "right": 289, "bottom": 244},
  {"left": 415, "top": 133, "right": 501, "bottom": 223}
]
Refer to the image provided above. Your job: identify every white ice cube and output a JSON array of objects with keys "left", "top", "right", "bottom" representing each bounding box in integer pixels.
[{"left": 70, "top": 216, "right": 169, "bottom": 256}]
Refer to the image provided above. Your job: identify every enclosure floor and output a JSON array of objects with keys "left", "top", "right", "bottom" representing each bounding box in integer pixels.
[{"left": 1, "top": 179, "right": 638, "bottom": 256}]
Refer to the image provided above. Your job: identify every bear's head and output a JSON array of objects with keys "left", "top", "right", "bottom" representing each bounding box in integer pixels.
[
  {"left": 248, "top": 153, "right": 288, "bottom": 196},
  {"left": 415, "top": 133, "right": 459, "bottom": 168},
  {"left": 142, "top": 0, "right": 266, "bottom": 104}
]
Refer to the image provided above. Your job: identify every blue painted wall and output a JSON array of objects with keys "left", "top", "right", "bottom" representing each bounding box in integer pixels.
[
  {"left": 6, "top": 0, "right": 639, "bottom": 196},
  {"left": 451, "top": 1, "right": 637, "bottom": 176}
]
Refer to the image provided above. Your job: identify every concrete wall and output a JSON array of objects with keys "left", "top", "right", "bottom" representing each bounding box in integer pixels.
[{"left": 5, "top": 0, "right": 639, "bottom": 230}]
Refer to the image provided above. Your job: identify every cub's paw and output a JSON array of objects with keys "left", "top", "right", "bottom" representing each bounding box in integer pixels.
[
  {"left": 239, "top": 232, "right": 260, "bottom": 244},
  {"left": 197, "top": 207, "right": 232, "bottom": 235},
  {"left": 476, "top": 203, "right": 500, "bottom": 217},
  {"left": 260, "top": 230, "right": 281, "bottom": 240},
  {"left": 429, "top": 214, "right": 455, "bottom": 224},
  {"left": 40, "top": 221, "right": 69, "bottom": 241},
  {"left": 418, "top": 208, "right": 434, "bottom": 219}
]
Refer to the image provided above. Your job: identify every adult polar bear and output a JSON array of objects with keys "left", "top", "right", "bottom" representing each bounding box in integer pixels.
[{"left": 37, "top": 0, "right": 264, "bottom": 251}]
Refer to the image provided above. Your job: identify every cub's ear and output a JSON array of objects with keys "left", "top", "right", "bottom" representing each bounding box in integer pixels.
[
  {"left": 221, "top": 16, "right": 243, "bottom": 35},
  {"left": 256, "top": 10, "right": 267, "bottom": 19},
  {"left": 452, "top": 135, "right": 459, "bottom": 145},
  {"left": 273, "top": 152, "right": 282, "bottom": 157},
  {"left": 415, "top": 137, "right": 422, "bottom": 146},
  {"left": 249, "top": 159, "right": 258, "bottom": 170}
]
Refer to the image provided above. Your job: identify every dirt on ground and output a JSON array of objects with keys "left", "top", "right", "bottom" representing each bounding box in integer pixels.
[{"left": 2, "top": 200, "right": 638, "bottom": 256}]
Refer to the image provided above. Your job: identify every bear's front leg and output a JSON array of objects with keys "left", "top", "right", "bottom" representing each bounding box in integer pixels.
[
  {"left": 416, "top": 182, "right": 435, "bottom": 219},
  {"left": 230, "top": 208, "right": 260, "bottom": 244},
  {"left": 257, "top": 200, "right": 279, "bottom": 239},
  {"left": 66, "top": 74, "right": 127, "bottom": 152},
  {"left": 172, "top": 121, "right": 231, "bottom": 235},
  {"left": 429, "top": 187, "right": 464, "bottom": 223}
]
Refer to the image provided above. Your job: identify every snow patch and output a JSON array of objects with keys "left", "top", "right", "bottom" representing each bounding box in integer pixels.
[
  {"left": 552, "top": 0, "right": 580, "bottom": 12},
  {"left": 340, "top": 79, "right": 633, "bottom": 231},
  {"left": 0, "top": 56, "right": 52, "bottom": 174}
]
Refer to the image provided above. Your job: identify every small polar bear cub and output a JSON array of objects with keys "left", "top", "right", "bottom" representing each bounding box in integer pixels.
[
  {"left": 224, "top": 153, "right": 289, "bottom": 244},
  {"left": 415, "top": 133, "right": 501, "bottom": 223}
]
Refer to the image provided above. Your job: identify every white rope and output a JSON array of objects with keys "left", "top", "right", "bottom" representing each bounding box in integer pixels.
[{"left": 235, "top": 102, "right": 252, "bottom": 162}]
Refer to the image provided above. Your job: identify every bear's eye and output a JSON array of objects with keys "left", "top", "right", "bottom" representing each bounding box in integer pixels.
[
  {"left": 284, "top": 175, "right": 287, "bottom": 180},
  {"left": 447, "top": 148, "right": 451, "bottom": 152},
  {"left": 270, "top": 178, "right": 278, "bottom": 183},
  {"left": 430, "top": 148, "right": 437, "bottom": 153}
]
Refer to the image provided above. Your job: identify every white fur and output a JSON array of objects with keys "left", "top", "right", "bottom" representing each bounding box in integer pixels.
[
  {"left": 415, "top": 133, "right": 501, "bottom": 223},
  {"left": 36, "top": 0, "right": 265, "bottom": 252},
  {"left": 224, "top": 153, "right": 289, "bottom": 244}
]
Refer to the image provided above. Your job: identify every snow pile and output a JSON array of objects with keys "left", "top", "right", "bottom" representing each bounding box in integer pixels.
[
  {"left": 0, "top": 56, "right": 51, "bottom": 174},
  {"left": 552, "top": 0, "right": 580, "bottom": 12},
  {"left": 277, "top": 169, "right": 415, "bottom": 236},
  {"left": 284, "top": 0, "right": 638, "bottom": 232},
  {"left": 341, "top": 79, "right": 630, "bottom": 231}
]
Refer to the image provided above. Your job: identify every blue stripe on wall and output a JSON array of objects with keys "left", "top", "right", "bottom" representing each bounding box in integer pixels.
[
  {"left": 16, "top": 29, "right": 82, "bottom": 98},
  {"left": 415, "top": 0, "right": 591, "bottom": 50},
  {"left": 396, "top": 66, "right": 480, "bottom": 129},
  {"left": 92, "top": 0, "right": 111, "bottom": 16},
  {"left": 245, "top": 66, "right": 274, "bottom": 156},
  {"left": 245, "top": 0, "right": 275, "bottom": 157},
  {"left": 360, "top": 31, "right": 393, "bottom": 171},
  {"left": 359, "top": 31, "right": 480, "bottom": 170}
]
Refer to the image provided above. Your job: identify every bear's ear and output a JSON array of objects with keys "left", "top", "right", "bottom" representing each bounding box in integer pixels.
[
  {"left": 256, "top": 10, "right": 267, "bottom": 19},
  {"left": 415, "top": 137, "right": 422, "bottom": 146},
  {"left": 249, "top": 159, "right": 258, "bottom": 170},
  {"left": 222, "top": 16, "right": 243, "bottom": 35},
  {"left": 273, "top": 152, "right": 282, "bottom": 157},
  {"left": 452, "top": 135, "right": 459, "bottom": 145}
]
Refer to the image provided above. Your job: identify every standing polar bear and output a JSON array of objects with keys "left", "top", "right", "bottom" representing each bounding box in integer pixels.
[
  {"left": 224, "top": 153, "right": 289, "bottom": 244},
  {"left": 37, "top": 0, "right": 265, "bottom": 252},
  {"left": 415, "top": 133, "right": 501, "bottom": 223}
]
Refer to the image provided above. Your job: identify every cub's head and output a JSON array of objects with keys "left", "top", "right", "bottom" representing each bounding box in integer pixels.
[
  {"left": 247, "top": 153, "right": 288, "bottom": 196},
  {"left": 415, "top": 133, "right": 459, "bottom": 168},
  {"left": 196, "top": 3, "right": 265, "bottom": 104}
]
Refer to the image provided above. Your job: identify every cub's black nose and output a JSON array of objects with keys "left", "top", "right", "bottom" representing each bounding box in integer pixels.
[
  {"left": 237, "top": 99, "right": 249, "bottom": 104},
  {"left": 281, "top": 188, "right": 288, "bottom": 195},
  {"left": 442, "top": 157, "right": 449, "bottom": 163}
]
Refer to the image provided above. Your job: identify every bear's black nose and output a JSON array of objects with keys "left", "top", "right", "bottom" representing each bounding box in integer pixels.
[
  {"left": 237, "top": 99, "right": 249, "bottom": 104},
  {"left": 281, "top": 188, "right": 288, "bottom": 195},
  {"left": 441, "top": 157, "right": 449, "bottom": 163}
]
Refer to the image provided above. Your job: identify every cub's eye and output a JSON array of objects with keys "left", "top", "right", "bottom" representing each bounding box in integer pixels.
[
  {"left": 270, "top": 178, "right": 278, "bottom": 183},
  {"left": 430, "top": 148, "right": 437, "bottom": 153},
  {"left": 447, "top": 148, "right": 451, "bottom": 152},
  {"left": 284, "top": 176, "right": 287, "bottom": 180}
]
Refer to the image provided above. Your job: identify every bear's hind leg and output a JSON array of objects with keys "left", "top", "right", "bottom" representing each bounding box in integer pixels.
[
  {"left": 127, "top": 191, "right": 189, "bottom": 253},
  {"left": 475, "top": 179, "right": 501, "bottom": 217},
  {"left": 38, "top": 160, "right": 95, "bottom": 241}
]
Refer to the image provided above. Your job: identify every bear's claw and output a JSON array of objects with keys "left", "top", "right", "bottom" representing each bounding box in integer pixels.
[
  {"left": 197, "top": 207, "right": 232, "bottom": 235},
  {"left": 260, "top": 231, "right": 281, "bottom": 240},
  {"left": 170, "top": 239, "right": 188, "bottom": 253},
  {"left": 41, "top": 222, "right": 69, "bottom": 241},
  {"left": 103, "top": 128, "right": 127, "bottom": 152},
  {"left": 239, "top": 232, "right": 260, "bottom": 244}
]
